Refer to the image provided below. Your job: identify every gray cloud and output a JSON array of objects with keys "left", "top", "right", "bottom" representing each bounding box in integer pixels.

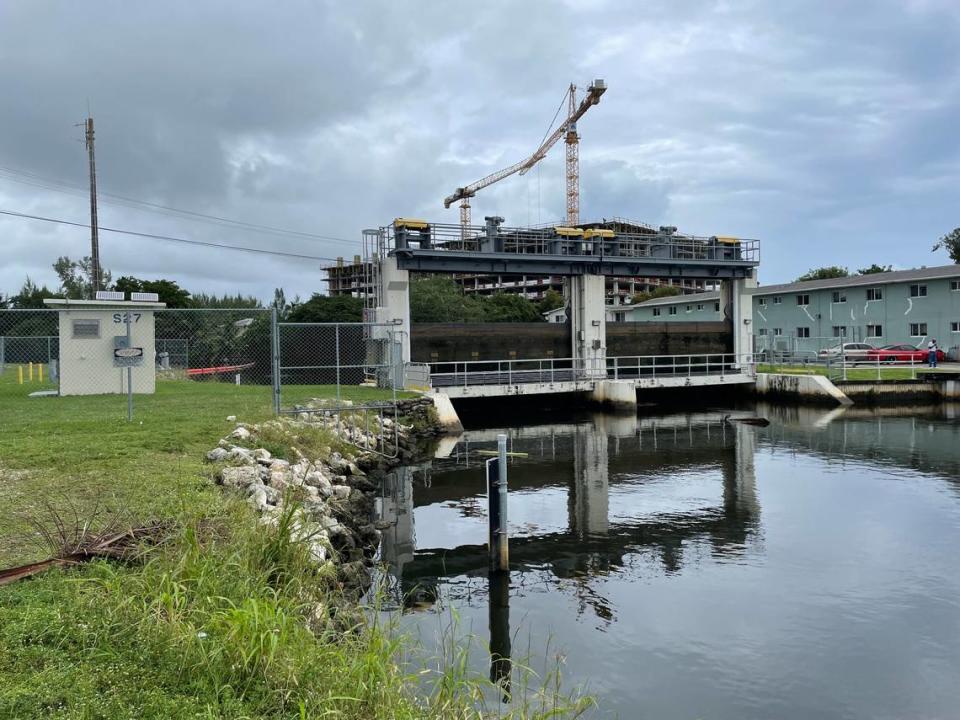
[{"left": 1, "top": 0, "right": 959, "bottom": 302}]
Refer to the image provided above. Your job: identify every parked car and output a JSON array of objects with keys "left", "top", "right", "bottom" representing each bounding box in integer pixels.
[
  {"left": 816, "top": 342, "right": 875, "bottom": 361},
  {"left": 866, "top": 344, "right": 946, "bottom": 363}
]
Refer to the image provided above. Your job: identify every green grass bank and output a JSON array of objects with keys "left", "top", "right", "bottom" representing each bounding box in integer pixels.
[{"left": 0, "top": 372, "right": 588, "bottom": 718}]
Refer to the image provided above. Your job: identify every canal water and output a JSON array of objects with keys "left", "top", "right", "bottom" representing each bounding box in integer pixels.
[{"left": 374, "top": 403, "right": 960, "bottom": 719}]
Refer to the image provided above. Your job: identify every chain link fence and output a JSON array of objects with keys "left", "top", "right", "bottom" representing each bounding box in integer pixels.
[
  {"left": 0, "top": 307, "right": 277, "bottom": 413},
  {"left": 276, "top": 322, "right": 408, "bottom": 457},
  {"left": 1, "top": 309, "right": 414, "bottom": 455}
]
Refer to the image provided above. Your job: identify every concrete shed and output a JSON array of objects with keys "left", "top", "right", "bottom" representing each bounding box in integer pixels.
[{"left": 43, "top": 298, "right": 166, "bottom": 396}]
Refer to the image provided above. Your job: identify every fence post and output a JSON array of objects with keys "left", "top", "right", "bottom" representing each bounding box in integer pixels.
[
  {"left": 335, "top": 324, "right": 341, "bottom": 406},
  {"left": 125, "top": 310, "right": 133, "bottom": 422},
  {"left": 270, "top": 307, "right": 281, "bottom": 414}
]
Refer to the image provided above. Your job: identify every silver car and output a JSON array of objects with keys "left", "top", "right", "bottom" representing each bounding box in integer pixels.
[{"left": 817, "top": 342, "right": 875, "bottom": 361}]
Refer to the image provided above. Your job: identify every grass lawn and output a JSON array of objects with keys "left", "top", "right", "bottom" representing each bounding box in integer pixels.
[
  {"left": 0, "top": 368, "right": 583, "bottom": 718},
  {"left": 756, "top": 363, "right": 956, "bottom": 382}
]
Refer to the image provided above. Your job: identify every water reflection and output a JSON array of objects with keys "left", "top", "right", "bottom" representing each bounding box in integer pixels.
[
  {"left": 375, "top": 405, "right": 960, "bottom": 719},
  {"left": 375, "top": 411, "right": 764, "bottom": 695}
]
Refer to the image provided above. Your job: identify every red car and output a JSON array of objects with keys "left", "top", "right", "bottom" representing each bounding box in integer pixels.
[{"left": 866, "top": 344, "right": 946, "bottom": 363}]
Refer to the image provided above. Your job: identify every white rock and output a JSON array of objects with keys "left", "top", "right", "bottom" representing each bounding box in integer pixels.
[
  {"left": 206, "top": 447, "right": 230, "bottom": 463},
  {"left": 262, "top": 485, "right": 281, "bottom": 505},
  {"left": 308, "top": 540, "right": 328, "bottom": 563},
  {"left": 269, "top": 459, "right": 290, "bottom": 471},
  {"left": 230, "top": 426, "right": 252, "bottom": 441},
  {"left": 269, "top": 469, "right": 291, "bottom": 491},
  {"left": 252, "top": 448, "right": 272, "bottom": 464},
  {"left": 228, "top": 448, "right": 255, "bottom": 465},
  {"left": 247, "top": 486, "right": 269, "bottom": 512},
  {"left": 226, "top": 415, "right": 237, "bottom": 422},
  {"left": 220, "top": 466, "right": 260, "bottom": 489},
  {"left": 330, "top": 484, "right": 351, "bottom": 501}
]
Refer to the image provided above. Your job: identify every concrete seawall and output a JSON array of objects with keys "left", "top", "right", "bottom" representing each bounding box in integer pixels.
[{"left": 755, "top": 373, "right": 852, "bottom": 406}]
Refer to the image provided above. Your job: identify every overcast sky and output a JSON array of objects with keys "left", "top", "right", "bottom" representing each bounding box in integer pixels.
[{"left": 1, "top": 0, "right": 958, "bottom": 303}]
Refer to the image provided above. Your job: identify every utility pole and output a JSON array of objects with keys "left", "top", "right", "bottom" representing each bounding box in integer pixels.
[{"left": 84, "top": 117, "right": 101, "bottom": 295}]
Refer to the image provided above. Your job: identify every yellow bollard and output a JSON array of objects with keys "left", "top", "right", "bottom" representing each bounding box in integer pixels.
[
  {"left": 29, "top": 362, "right": 34, "bottom": 382},
  {"left": 39, "top": 364, "right": 44, "bottom": 383},
  {"left": 18, "top": 365, "right": 23, "bottom": 385}
]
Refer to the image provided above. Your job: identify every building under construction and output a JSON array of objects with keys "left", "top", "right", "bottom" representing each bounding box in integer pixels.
[{"left": 324, "top": 217, "right": 721, "bottom": 304}]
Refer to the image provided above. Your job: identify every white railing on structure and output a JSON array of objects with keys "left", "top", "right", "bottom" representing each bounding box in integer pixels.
[
  {"left": 826, "top": 356, "right": 927, "bottom": 382},
  {"left": 429, "top": 357, "right": 604, "bottom": 389},
  {"left": 429, "top": 353, "right": 756, "bottom": 389},
  {"left": 607, "top": 353, "right": 757, "bottom": 380}
]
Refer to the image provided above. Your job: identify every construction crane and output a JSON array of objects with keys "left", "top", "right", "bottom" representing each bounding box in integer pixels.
[{"left": 443, "top": 79, "right": 606, "bottom": 228}]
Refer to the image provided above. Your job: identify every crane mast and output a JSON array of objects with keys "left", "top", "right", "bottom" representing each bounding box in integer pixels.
[
  {"left": 565, "top": 83, "right": 580, "bottom": 225},
  {"left": 444, "top": 80, "right": 606, "bottom": 229}
]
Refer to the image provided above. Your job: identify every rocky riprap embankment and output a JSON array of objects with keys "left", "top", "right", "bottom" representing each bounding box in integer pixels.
[{"left": 206, "top": 398, "right": 440, "bottom": 596}]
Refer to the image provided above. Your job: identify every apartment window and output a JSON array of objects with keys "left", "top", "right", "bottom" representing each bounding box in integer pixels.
[
  {"left": 952, "top": 280, "right": 960, "bottom": 291},
  {"left": 831, "top": 291, "right": 846, "bottom": 303},
  {"left": 952, "top": 322, "right": 960, "bottom": 333},
  {"left": 796, "top": 327, "right": 811, "bottom": 338},
  {"left": 773, "top": 296, "right": 782, "bottom": 305},
  {"left": 909, "top": 284, "right": 927, "bottom": 298},
  {"left": 910, "top": 322, "right": 928, "bottom": 337},
  {"left": 758, "top": 298, "right": 767, "bottom": 307},
  {"left": 758, "top": 328, "right": 768, "bottom": 336},
  {"left": 614, "top": 312, "right": 625, "bottom": 322},
  {"left": 685, "top": 305, "right": 692, "bottom": 313},
  {"left": 832, "top": 326, "right": 847, "bottom": 337},
  {"left": 668, "top": 306, "right": 677, "bottom": 316},
  {"left": 652, "top": 308, "right": 661, "bottom": 317},
  {"left": 714, "top": 302, "right": 720, "bottom": 312},
  {"left": 773, "top": 328, "right": 783, "bottom": 336},
  {"left": 866, "top": 287, "right": 883, "bottom": 301},
  {"left": 866, "top": 324, "right": 883, "bottom": 338},
  {"left": 696, "top": 303, "right": 705, "bottom": 311},
  {"left": 71, "top": 319, "right": 100, "bottom": 339},
  {"left": 796, "top": 294, "right": 810, "bottom": 306}
]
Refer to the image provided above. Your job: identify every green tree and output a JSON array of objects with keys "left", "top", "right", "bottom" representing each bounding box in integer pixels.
[
  {"left": 286, "top": 294, "right": 363, "bottom": 323},
  {"left": 113, "top": 276, "right": 192, "bottom": 308},
  {"left": 4, "top": 277, "right": 62, "bottom": 309},
  {"left": 53, "top": 256, "right": 111, "bottom": 299},
  {"left": 190, "top": 292, "right": 262, "bottom": 308},
  {"left": 932, "top": 228, "right": 960, "bottom": 263},
  {"left": 650, "top": 285, "right": 682, "bottom": 299},
  {"left": 796, "top": 266, "right": 849, "bottom": 282},
  {"left": 481, "top": 293, "right": 543, "bottom": 322},
  {"left": 410, "top": 277, "right": 474, "bottom": 322},
  {"left": 537, "top": 288, "right": 565, "bottom": 315},
  {"left": 631, "top": 285, "right": 682, "bottom": 305},
  {"left": 857, "top": 264, "right": 893, "bottom": 275}
]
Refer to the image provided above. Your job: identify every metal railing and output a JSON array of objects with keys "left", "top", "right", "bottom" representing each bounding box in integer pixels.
[
  {"left": 429, "top": 353, "right": 756, "bottom": 388},
  {"left": 429, "top": 357, "right": 602, "bottom": 388},
  {"left": 607, "top": 353, "right": 756, "bottom": 380},
  {"left": 826, "top": 356, "right": 926, "bottom": 381}
]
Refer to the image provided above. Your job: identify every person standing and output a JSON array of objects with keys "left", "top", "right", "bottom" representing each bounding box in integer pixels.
[{"left": 927, "top": 338, "right": 938, "bottom": 368}]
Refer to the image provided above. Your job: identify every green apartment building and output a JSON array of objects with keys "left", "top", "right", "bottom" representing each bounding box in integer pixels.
[{"left": 621, "top": 264, "right": 960, "bottom": 356}]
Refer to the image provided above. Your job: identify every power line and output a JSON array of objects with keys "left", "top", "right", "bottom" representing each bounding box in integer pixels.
[
  {"left": 0, "top": 208, "right": 341, "bottom": 263},
  {"left": 0, "top": 163, "right": 359, "bottom": 245}
]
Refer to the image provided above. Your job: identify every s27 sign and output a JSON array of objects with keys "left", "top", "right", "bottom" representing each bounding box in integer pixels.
[{"left": 112, "top": 313, "right": 142, "bottom": 323}]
